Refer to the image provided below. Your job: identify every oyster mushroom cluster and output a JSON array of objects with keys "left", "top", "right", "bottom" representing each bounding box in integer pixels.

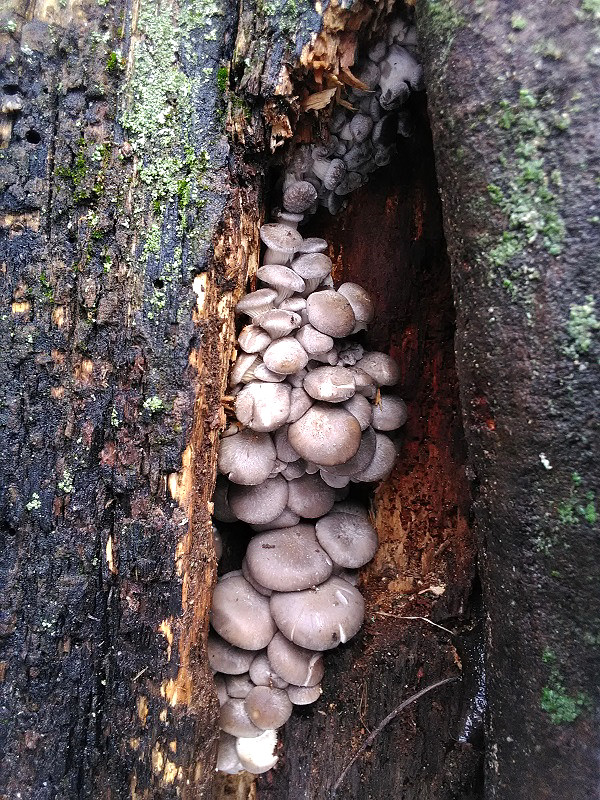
[
  {"left": 211, "top": 221, "right": 408, "bottom": 775},
  {"left": 280, "top": 20, "right": 422, "bottom": 217}
]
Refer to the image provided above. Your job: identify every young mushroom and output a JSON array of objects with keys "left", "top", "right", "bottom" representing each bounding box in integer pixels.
[
  {"left": 260, "top": 223, "right": 303, "bottom": 265},
  {"left": 211, "top": 574, "right": 278, "bottom": 650},
  {"left": 245, "top": 524, "right": 333, "bottom": 591}
]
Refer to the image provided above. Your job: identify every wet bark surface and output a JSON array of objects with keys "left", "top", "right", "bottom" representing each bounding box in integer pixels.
[{"left": 417, "top": 1, "right": 600, "bottom": 798}]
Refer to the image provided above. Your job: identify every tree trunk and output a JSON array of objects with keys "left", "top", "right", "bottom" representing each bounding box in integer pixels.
[{"left": 1, "top": 0, "right": 596, "bottom": 798}]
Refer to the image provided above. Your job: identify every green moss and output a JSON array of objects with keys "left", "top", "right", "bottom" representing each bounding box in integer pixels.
[
  {"left": 216, "top": 65, "right": 228, "bottom": 94},
  {"left": 143, "top": 395, "right": 164, "bottom": 414},
  {"left": 511, "top": 13, "right": 527, "bottom": 30},
  {"left": 541, "top": 648, "right": 591, "bottom": 724},
  {"left": 580, "top": 0, "right": 600, "bottom": 20},
  {"left": 555, "top": 472, "right": 597, "bottom": 527},
  {"left": 106, "top": 51, "right": 124, "bottom": 73},
  {"left": 566, "top": 296, "right": 599, "bottom": 358},
  {"left": 39, "top": 271, "right": 54, "bottom": 302},
  {"left": 26, "top": 493, "right": 41, "bottom": 511},
  {"left": 420, "top": 0, "right": 463, "bottom": 43}
]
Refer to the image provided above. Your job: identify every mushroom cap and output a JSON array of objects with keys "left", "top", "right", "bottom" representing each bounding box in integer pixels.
[
  {"left": 218, "top": 429, "right": 277, "bottom": 485},
  {"left": 257, "top": 309, "right": 302, "bottom": 339},
  {"left": 250, "top": 507, "right": 301, "bottom": 531},
  {"left": 211, "top": 574, "right": 277, "bottom": 650},
  {"left": 217, "top": 732, "right": 243, "bottom": 773},
  {"left": 235, "top": 729, "right": 279, "bottom": 774},
  {"left": 286, "top": 684, "right": 322, "bottom": 705},
  {"left": 238, "top": 324, "right": 272, "bottom": 354},
  {"left": 283, "top": 180, "right": 318, "bottom": 213},
  {"left": 342, "top": 393, "right": 373, "bottom": 430},
  {"left": 281, "top": 461, "right": 307, "bottom": 481},
  {"left": 263, "top": 337, "right": 309, "bottom": 375},
  {"left": 270, "top": 576, "right": 365, "bottom": 650},
  {"left": 260, "top": 223, "right": 303, "bottom": 255},
  {"left": 215, "top": 674, "right": 229, "bottom": 706},
  {"left": 226, "top": 673, "right": 255, "bottom": 699},
  {"left": 286, "top": 473, "right": 336, "bottom": 518},
  {"left": 273, "top": 425, "right": 301, "bottom": 463},
  {"left": 220, "top": 698, "right": 264, "bottom": 738},
  {"left": 228, "top": 475, "right": 289, "bottom": 524},
  {"left": 297, "top": 237, "right": 328, "bottom": 254},
  {"left": 257, "top": 265, "right": 305, "bottom": 303},
  {"left": 279, "top": 296, "right": 307, "bottom": 314},
  {"left": 320, "top": 426, "right": 377, "bottom": 477},
  {"left": 267, "top": 631, "right": 324, "bottom": 687},
  {"left": 349, "top": 113, "right": 374, "bottom": 142},
  {"left": 372, "top": 394, "right": 408, "bottom": 431},
  {"left": 319, "top": 471, "right": 350, "bottom": 489},
  {"left": 315, "top": 157, "right": 347, "bottom": 190},
  {"left": 337, "top": 283, "right": 375, "bottom": 331},
  {"left": 249, "top": 652, "right": 289, "bottom": 689},
  {"left": 287, "top": 387, "right": 313, "bottom": 424},
  {"left": 236, "top": 289, "right": 278, "bottom": 320},
  {"left": 245, "top": 685, "right": 293, "bottom": 730},
  {"left": 291, "top": 253, "right": 333, "bottom": 292},
  {"left": 235, "top": 381, "right": 291, "bottom": 432},
  {"left": 241, "top": 557, "right": 273, "bottom": 596},
  {"left": 245, "top": 524, "right": 333, "bottom": 591},
  {"left": 288, "top": 403, "right": 362, "bottom": 467},
  {"left": 315, "top": 512, "right": 378, "bottom": 568},
  {"left": 352, "top": 431, "right": 397, "bottom": 482},
  {"left": 354, "top": 351, "right": 400, "bottom": 386},
  {"left": 208, "top": 633, "right": 255, "bottom": 674},
  {"left": 295, "top": 324, "right": 334, "bottom": 355},
  {"left": 303, "top": 366, "right": 356, "bottom": 403},
  {"left": 306, "top": 290, "right": 356, "bottom": 338},
  {"left": 229, "top": 352, "right": 260, "bottom": 387},
  {"left": 347, "top": 366, "right": 377, "bottom": 399},
  {"left": 275, "top": 210, "right": 304, "bottom": 228},
  {"left": 252, "top": 362, "right": 288, "bottom": 383}
]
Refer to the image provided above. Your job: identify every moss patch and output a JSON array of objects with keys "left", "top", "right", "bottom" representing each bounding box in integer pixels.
[
  {"left": 565, "top": 295, "right": 599, "bottom": 362},
  {"left": 540, "top": 649, "right": 592, "bottom": 724}
]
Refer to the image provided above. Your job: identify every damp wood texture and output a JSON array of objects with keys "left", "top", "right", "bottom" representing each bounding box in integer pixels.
[{"left": 0, "top": 1, "right": 598, "bottom": 800}]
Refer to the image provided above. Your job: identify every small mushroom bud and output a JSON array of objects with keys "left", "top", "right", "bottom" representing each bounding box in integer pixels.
[
  {"left": 312, "top": 157, "right": 347, "bottom": 190},
  {"left": 349, "top": 113, "right": 374, "bottom": 142},
  {"left": 249, "top": 652, "right": 289, "bottom": 689},
  {"left": 286, "top": 473, "right": 336, "bottom": 518},
  {"left": 287, "top": 684, "right": 322, "bottom": 705},
  {"left": 338, "top": 283, "right": 375, "bottom": 333},
  {"left": 245, "top": 685, "right": 293, "bottom": 730},
  {"left": 372, "top": 394, "right": 408, "bottom": 430},
  {"left": 342, "top": 393, "right": 373, "bottom": 430},
  {"left": 287, "top": 387, "right": 313, "bottom": 423},
  {"left": 283, "top": 180, "right": 318, "bottom": 213},
  {"left": 260, "top": 223, "right": 303, "bottom": 265},
  {"left": 257, "top": 309, "right": 302, "bottom": 339},
  {"left": 226, "top": 673, "right": 255, "bottom": 699},
  {"left": 315, "top": 511, "right": 378, "bottom": 568},
  {"left": 211, "top": 573, "right": 277, "bottom": 650},
  {"left": 297, "top": 237, "right": 328, "bottom": 254},
  {"left": 216, "top": 732, "right": 243, "bottom": 773},
  {"left": 291, "top": 253, "right": 333, "bottom": 294},
  {"left": 238, "top": 324, "right": 272, "bottom": 354},
  {"left": 263, "top": 337, "right": 309, "bottom": 375},
  {"left": 274, "top": 210, "right": 304, "bottom": 230},
  {"left": 208, "top": 633, "right": 255, "bottom": 675}
]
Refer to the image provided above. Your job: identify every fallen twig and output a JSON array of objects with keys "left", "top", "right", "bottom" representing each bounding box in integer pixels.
[{"left": 330, "top": 675, "right": 460, "bottom": 797}]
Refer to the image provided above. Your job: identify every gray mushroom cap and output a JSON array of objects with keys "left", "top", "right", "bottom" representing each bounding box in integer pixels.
[
  {"left": 228, "top": 474, "right": 289, "bottom": 524},
  {"left": 208, "top": 633, "right": 255, "bottom": 674},
  {"left": 278, "top": 296, "right": 307, "bottom": 315},
  {"left": 320, "top": 425, "right": 377, "bottom": 478},
  {"left": 273, "top": 425, "right": 301, "bottom": 463},
  {"left": 236, "top": 289, "right": 278, "bottom": 320},
  {"left": 226, "top": 673, "right": 255, "bottom": 699},
  {"left": 235, "top": 381, "right": 291, "bottom": 431},
  {"left": 216, "top": 732, "right": 243, "bottom": 773},
  {"left": 245, "top": 524, "right": 333, "bottom": 591},
  {"left": 229, "top": 352, "right": 259, "bottom": 387},
  {"left": 235, "top": 729, "right": 279, "bottom": 774},
  {"left": 260, "top": 223, "right": 303, "bottom": 265},
  {"left": 354, "top": 351, "right": 400, "bottom": 386},
  {"left": 288, "top": 403, "right": 362, "bottom": 467},
  {"left": 270, "top": 575, "right": 365, "bottom": 650},
  {"left": 287, "top": 387, "right": 313, "bottom": 424},
  {"left": 220, "top": 698, "right": 264, "bottom": 737},
  {"left": 250, "top": 507, "right": 301, "bottom": 531},
  {"left": 306, "top": 290, "right": 356, "bottom": 338},
  {"left": 287, "top": 684, "right": 322, "bottom": 705},
  {"left": 337, "top": 283, "right": 375, "bottom": 332},
  {"left": 349, "top": 113, "right": 374, "bottom": 142},
  {"left": 312, "top": 157, "right": 347, "bottom": 190},
  {"left": 218, "top": 429, "right": 277, "bottom": 485},
  {"left": 263, "top": 337, "right": 309, "bottom": 375},
  {"left": 283, "top": 180, "right": 318, "bottom": 213},
  {"left": 257, "top": 309, "right": 302, "bottom": 339},
  {"left": 286, "top": 473, "right": 336, "bottom": 518},
  {"left": 211, "top": 574, "right": 277, "bottom": 650},
  {"left": 352, "top": 432, "right": 397, "bottom": 482},
  {"left": 320, "top": 471, "right": 350, "bottom": 489},
  {"left": 303, "top": 365, "right": 356, "bottom": 403},
  {"left": 238, "top": 324, "right": 272, "bottom": 354},
  {"left": 214, "top": 674, "right": 229, "bottom": 706},
  {"left": 245, "top": 685, "right": 293, "bottom": 730},
  {"left": 372, "top": 394, "right": 408, "bottom": 430},
  {"left": 346, "top": 366, "right": 377, "bottom": 399},
  {"left": 315, "top": 512, "right": 378, "bottom": 568},
  {"left": 281, "top": 461, "right": 307, "bottom": 481},
  {"left": 295, "top": 324, "right": 334, "bottom": 355},
  {"left": 275, "top": 210, "right": 304, "bottom": 229},
  {"left": 249, "top": 652, "right": 289, "bottom": 689},
  {"left": 342, "top": 393, "right": 373, "bottom": 430},
  {"left": 241, "top": 557, "right": 273, "bottom": 596},
  {"left": 257, "top": 265, "right": 305, "bottom": 304},
  {"left": 291, "top": 253, "right": 333, "bottom": 293},
  {"left": 297, "top": 237, "right": 328, "bottom": 254},
  {"left": 267, "top": 632, "right": 324, "bottom": 687}
]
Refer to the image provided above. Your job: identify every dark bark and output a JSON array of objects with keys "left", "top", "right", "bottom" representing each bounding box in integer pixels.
[{"left": 416, "top": 1, "right": 600, "bottom": 798}]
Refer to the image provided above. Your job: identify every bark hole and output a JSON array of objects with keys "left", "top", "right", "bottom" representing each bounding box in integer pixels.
[{"left": 215, "top": 92, "right": 483, "bottom": 799}]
